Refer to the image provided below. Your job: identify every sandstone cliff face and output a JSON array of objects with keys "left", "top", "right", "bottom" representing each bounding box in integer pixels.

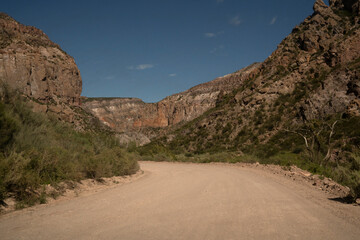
[
  {"left": 82, "top": 63, "right": 260, "bottom": 135},
  {"left": 0, "top": 13, "right": 82, "bottom": 105}
]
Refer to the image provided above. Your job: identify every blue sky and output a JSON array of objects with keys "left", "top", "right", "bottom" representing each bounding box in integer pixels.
[{"left": 2, "top": 0, "right": 320, "bottom": 102}]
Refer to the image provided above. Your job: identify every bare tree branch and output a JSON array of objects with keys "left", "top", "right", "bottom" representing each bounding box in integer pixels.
[
  {"left": 323, "top": 120, "right": 339, "bottom": 166},
  {"left": 284, "top": 129, "right": 310, "bottom": 149}
]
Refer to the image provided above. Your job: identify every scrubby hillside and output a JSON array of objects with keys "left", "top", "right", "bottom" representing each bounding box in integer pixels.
[
  {"left": 0, "top": 89, "right": 139, "bottom": 209},
  {"left": 141, "top": 0, "right": 360, "bottom": 200}
]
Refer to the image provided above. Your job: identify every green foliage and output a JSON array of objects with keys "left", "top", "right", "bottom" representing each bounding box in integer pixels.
[
  {"left": 137, "top": 141, "right": 177, "bottom": 160},
  {"left": 332, "top": 166, "right": 360, "bottom": 200},
  {"left": 254, "top": 110, "right": 264, "bottom": 125},
  {"left": 222, "top": 123, "right": 232, "bottom": 135},
  {"left": 0, "top": 102, "right": 18, "bottom": 149},
  {"left": 0, "top": 91, "right": 139, "bottom": 207},
  {"left": 334, "top": 116, "right": 360, "bottom": 147},
  {"left": 272, "top": 65, "right": 289, "bottom": 81},
  {"left": 139, "top": 150, "right": 260, "bottom": 165}
]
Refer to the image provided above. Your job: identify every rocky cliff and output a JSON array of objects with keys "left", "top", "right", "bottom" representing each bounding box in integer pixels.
[
  {"left": 82, "top": 63, "right": 260, "bottom": 136},
  {"left": 155, "top": 0, "right": 360, "bottom": 153},
  {"left": 0, "top": 13, "right": 82, "bottom": 105}
]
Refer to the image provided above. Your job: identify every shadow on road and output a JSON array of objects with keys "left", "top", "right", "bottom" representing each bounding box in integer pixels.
[{"left": 328, "top": 196, "right": 357, "bottom": 205}]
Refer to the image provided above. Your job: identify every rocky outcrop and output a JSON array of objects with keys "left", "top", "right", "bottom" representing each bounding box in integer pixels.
[
  {"left": 329, "top": 0, "right": 360, "bottom": 14},
  {"left": 82, "top": 63, "right": 260, "bottom": 136},
  {"left": 0, "top": 13, "right": 82, "bottom": 105}
]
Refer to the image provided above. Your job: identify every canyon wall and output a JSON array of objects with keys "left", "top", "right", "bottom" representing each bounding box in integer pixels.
[{"left": 160, "top": 0, "right": 360, "bottom": 152}]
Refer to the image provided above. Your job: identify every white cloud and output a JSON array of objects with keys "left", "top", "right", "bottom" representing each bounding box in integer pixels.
[
  {"left": 169, "top": 73, "right": 177, "bottom": 77},
  {"left": 105, "top": 75, "right": 115, "bottom": 80},
  {"left": 137, "top": 64, "right": 154, "bottom": 70},
  {"left": 127, "top": 64, "right": 154, "bottom": 70},
  {"left": 229, "top": 15, "right": 242, "bottom": 26},
  {"left": 205, "top": 32, "right": 216, "bottom": 38},
  {"left": 210, "top": 45, "right": 225, "bottom": 54},
  {"left": 204, "top": 31, "right": 224, "bottom": 38},
  {"left": 270, "top": 16, "right": 277, "bottom": 25}
]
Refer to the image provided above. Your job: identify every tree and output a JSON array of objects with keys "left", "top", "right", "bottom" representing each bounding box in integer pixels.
[{"left": 284, "top": 118, "right": 339, "bottom": 167}]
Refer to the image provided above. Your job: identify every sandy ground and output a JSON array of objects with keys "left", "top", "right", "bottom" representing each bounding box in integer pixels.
[{"left": 0, "top": 161, "right": 360, "bottom": 240}]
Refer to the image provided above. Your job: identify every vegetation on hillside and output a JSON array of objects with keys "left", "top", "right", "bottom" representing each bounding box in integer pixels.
[
  {"left": 137, "top": 71, "right": 360, "bottom": 200},
  {"left": 0, "top": 88, "right": 139, "bottom": 209}
]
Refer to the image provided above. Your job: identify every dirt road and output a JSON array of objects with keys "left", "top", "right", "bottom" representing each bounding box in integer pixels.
[{"left": 1, "top": 161, "right": 360, "bottom": 240}]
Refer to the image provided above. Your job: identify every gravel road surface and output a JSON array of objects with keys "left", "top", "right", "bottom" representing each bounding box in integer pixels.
[{"left": 1, "top": 161, "right": 360, "bottom": 240}]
